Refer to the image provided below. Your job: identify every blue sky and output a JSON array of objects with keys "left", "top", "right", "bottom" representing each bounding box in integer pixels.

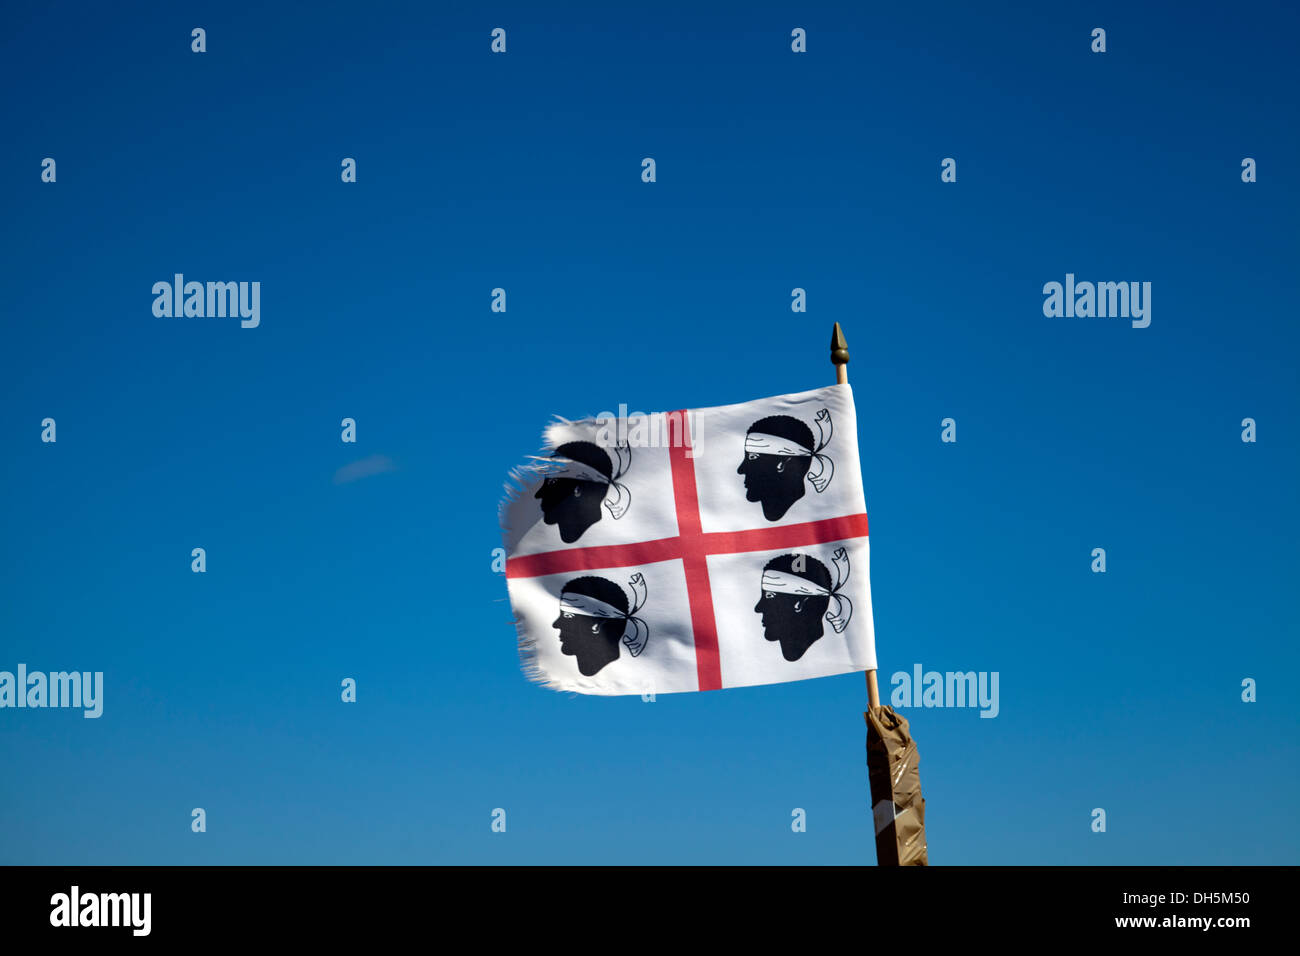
[{"left": 1, "top": 0, "right": 1297, "bottom": 864}]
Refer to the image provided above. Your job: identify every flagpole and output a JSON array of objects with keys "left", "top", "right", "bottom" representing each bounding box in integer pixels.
[{"left": 830, "top": 322, "right": 880, "bottom": 710}]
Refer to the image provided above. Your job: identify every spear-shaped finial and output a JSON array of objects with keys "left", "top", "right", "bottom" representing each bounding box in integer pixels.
[{"left": 830, "top": 322, "right": 850, "bottom": 385}]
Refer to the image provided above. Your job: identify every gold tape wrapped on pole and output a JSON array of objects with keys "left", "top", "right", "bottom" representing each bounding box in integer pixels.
[{"left": 865, "top": 705, "right": 929, "bottom": 866}]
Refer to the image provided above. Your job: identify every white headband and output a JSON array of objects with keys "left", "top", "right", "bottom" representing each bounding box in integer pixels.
[
  {"left": 558, "top": 573, "right": 650, "bottom": 656},
  {"left": 560, "top": 592, "right": 625, "bottom": 619},
  {"left": 759, "top": 548, "right": 853, "bottom": 633},
  {"left": 744, "top": 433, "right": 812, "bottom": 457},
  {"left": 743, "top": 408, "right": 835, "bottom": 493},
  {"left": 760, "top": 570, "right": 829, "bottom": 596},
  {"left": 548, "top": 462, "right": 611, "bottom": 485}
]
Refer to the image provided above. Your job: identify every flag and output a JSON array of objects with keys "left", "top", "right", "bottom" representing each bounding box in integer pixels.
[{"left": 500, "top": 383, "right": 876, "bottom": 695}]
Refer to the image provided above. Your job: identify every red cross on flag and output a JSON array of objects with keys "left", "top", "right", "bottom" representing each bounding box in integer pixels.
[{"left": 500, "top": 383, "right": 875, "bottom": 695}]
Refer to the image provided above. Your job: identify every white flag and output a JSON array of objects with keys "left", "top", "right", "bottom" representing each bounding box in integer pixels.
[{"left": 500, "top": 383, "right": 876, "bottom": 695}]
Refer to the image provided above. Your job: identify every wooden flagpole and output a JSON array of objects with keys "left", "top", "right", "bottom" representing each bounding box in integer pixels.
[{"left": 830, "top": 321, "right": 880, "bottom": 710}]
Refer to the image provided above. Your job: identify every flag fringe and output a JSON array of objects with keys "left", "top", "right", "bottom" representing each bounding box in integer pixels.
[{"left": 497, "top": 414, "right": 596, "bottom": 692}]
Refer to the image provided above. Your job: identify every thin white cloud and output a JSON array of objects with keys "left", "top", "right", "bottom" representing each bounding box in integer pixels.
[{"left": 333, "top": 454, "right": 398, "bottom": 485}]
